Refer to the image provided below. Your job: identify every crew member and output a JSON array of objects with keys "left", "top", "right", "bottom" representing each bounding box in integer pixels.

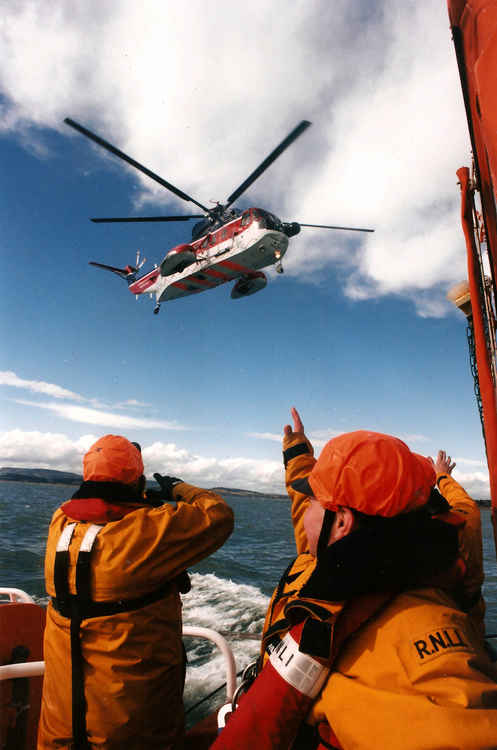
[
  {"left": 213, "top": 408, "right": 497, "bottom": 750},
  {"left": 38, "top": 434, "right": 234, "bottom": 750}
]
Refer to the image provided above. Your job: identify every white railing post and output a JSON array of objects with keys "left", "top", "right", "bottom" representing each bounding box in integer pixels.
[{"left": 183, "top": 626, "right": 237, "bottom": 700}]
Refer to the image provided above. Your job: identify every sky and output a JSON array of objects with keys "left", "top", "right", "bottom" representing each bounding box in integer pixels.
[{"left": 0, "top": 0, "right": 491, "bottom": 498}]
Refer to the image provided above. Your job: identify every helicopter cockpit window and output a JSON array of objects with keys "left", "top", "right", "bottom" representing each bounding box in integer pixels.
[
  {"left": 241, "top": 212, "right": 251, "bottom": 226},
  {"left": 257, "top": 210, "right": 282, "bottom": 231}
]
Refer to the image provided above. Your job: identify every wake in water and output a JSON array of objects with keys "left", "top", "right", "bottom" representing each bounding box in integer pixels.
[{"left": 182, "top": 572, "right": 268, "bottom": 717}]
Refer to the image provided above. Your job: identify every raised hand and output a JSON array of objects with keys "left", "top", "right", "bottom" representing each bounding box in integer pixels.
[
  {"left": 284, "top": 407, "right": 305, "bottom": 437},
  {"left": 432, "top": 450, "right": 456, "bottom": 475}
]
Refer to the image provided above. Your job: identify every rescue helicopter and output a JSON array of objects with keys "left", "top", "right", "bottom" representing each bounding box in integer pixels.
[{"left": 65, "top": 118, "right": 374, "bottom": 314}]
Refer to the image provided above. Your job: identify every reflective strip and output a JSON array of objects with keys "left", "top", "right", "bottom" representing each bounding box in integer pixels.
[
  {"left": 56, "top": 523, "right": 77, "bottom": 552},
  {"left": 269, "top": 631, "right": 329, "bottom": 699},
  {"left": 79, "top": 524, "right": 102, "bottom": 553}
]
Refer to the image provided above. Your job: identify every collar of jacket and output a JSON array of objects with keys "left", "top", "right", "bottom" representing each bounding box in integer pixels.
[
  {"left": 262, "top": 560, "right": 394, "bottom": 666},
  {"left": 61, "top": 497, "right": 144, "bottom": 522},
  {"left": 301, "top": 510, "right": 461, "bottom": 602},
  {"left": 61, "top": 480, "right": 147, "bottom": 522}
]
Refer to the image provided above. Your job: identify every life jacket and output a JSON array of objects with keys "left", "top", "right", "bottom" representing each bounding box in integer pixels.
[
  {"left": 49, "top": 519, "right": 179, "bottom": 750},
  {"left": 212, "top": 559, "right": 395, "bottom": 750}
]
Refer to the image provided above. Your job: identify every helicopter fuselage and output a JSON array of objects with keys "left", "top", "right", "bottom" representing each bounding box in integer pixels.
[{"left": 128, "top": 207, "right": 289, "bottom": 302}]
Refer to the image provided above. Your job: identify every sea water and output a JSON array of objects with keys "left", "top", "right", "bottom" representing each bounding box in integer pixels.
[{"left": 1, "top": 480, "right": 497, "bottom": 723}]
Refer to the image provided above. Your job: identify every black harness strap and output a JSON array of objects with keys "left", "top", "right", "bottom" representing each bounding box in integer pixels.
[
  {"left": 51, "top": 580, "right": 175, "bottom": 619},
  {"left": 283, "top": 442, "right": 310, "bottom": 468},
  {"left": 52, "top": 523, "right": 176, "bottom": 750},
  {"left": 72, "top": 524, "right": 102, "bottom": 750},
  {"left": 53, "top": 524, "right": 102, "bottom": 750}
]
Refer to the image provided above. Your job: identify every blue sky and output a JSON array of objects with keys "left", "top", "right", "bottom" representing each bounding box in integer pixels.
[{"left": 0, "top": 0, "right": 490, "bottom": 496}]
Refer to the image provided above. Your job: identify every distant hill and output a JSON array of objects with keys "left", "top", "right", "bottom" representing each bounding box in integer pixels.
[
  {"left": 211, "top": 486, "right": 287, "bottom": 499},
  {"left": 0, "top": 469, "right": 286, "bottom": 498},
  {"left": 0, "top": 469, "right": 488, "bottom": 505},
  {"left": 0, "top": 467, "right": 82, "bottom": 484}
]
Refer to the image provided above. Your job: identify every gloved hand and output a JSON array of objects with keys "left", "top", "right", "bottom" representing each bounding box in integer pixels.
[{"left": 153, "top": 473, "right": 183, "bottom": 502}]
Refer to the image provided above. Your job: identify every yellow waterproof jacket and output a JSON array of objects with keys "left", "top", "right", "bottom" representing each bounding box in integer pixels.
[
  {"left": 263, "top": 433, "right": 497, "bottom": 750},
  {"left": 38, "top": 482, "right": 233, "bottom": 750}
]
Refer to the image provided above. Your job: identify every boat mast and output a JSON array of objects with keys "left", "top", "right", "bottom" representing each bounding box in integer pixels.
[{"left": 447, "top": 0, "right": 497, "bottom": 555}]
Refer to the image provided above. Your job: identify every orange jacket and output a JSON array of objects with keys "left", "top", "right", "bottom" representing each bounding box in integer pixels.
[
  {"left": 310, "top": 585, "right": 497, "bottom": 749},
  {"left": 38, "top": 481, "right": 233, "bottom": 750},
  {"left": 260, "top": 433, "right": 497, "bottom": 749}
]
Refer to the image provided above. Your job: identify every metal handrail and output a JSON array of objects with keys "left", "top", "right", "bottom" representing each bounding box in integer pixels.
[
  {"left": 0, "top": 661, "right": 45, "bottom": 680},
  {"left": 182, "top": 626, "right": 237, "bottom": 700},
  {"left": 0, "top": 587, "right": 35, "bottom": 603}
]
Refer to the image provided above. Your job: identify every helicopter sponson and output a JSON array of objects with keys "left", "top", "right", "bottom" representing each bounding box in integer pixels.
[{"left": 231, "top": 272, "right": 267, "bottom": 299}]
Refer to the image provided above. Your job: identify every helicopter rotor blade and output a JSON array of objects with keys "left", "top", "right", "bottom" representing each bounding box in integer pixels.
[
  {"left": 298, "top": 223, "right": 375, "bottom": 232},
  {"left": 64, "top": 118, "right": 210, "bottom": 213},
  {"left": 225, "top": 120, "right": 311, "bottom": 208},
  {"left": 90, "top": 215, "right": 206, "bottom": 223}
]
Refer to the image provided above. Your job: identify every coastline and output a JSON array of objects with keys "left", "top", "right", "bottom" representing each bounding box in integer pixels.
[{"left": 0, "top": 471, "right": 287, "bottom": 500}]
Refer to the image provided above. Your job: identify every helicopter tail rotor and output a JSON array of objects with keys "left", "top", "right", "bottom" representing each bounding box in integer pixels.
[
  {"left": 89, "top": 261, "right": 139, "bottom": 285},
  {"left": 135, "top": 250, "right": 147, "bottom": 270}
]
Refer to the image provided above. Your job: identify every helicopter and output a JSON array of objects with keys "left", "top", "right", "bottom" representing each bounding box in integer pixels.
[{"left": 65, "top": 117, "right": 374, "bottom": 314}]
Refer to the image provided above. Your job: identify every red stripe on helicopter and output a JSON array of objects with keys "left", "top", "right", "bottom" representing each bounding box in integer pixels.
[
  {"left": 172, "top": 276, "right": 217, "bottom": 290},
  {"left": 204, "top": 268, "right": 230, "bottom": 281},
  {"left": 218, "top": 260, "right": 254, "bottom": 274},
  {"left": 189, "top": 276, "right": 217, "bottom": 287}
]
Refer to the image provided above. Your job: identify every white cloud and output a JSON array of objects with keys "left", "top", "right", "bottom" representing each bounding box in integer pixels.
[
  {"left": 398, "top": 433, "right": 431, "bottom": 446},
  {"left": 452, "top": 470, "right": 490, "bottom": 501},
  {"left": 13, "top": 398, "right": 186, "bottom": 431},
  {"left": 0, "top": 429, "right": 489, "bottom": 498},
  {"left": 114, "top": 399, "right": 151, "bottom": 409},
  {"left": 0, "top": 370, "right": 85, "bottom": 401},
  {"left": 0, "top": 370, "right": 155, "bottom": 413},
  {"left": 0, "top": 430, "right": 285, "bottom": 492},
  {"left": 144, "top": 440, "right": 283, "bottom": 492},
  {"left": 0, "top": 430, "right": 96, "bottom": 472},
  {"left": 0, "top": 0, "right": 472, "bottom": 317},
  {"left": 248, "top": 428, "right": 341, "bottom": 448},
  {"left": 454, "top": 457, "right": 486, "bottom": 467},
  {"left": 247, "top": 432, "right": 282, "bottom": 443}
]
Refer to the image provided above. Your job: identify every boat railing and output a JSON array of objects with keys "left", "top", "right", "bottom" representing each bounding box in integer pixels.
[
  {"left": 0, "top": 588, "right": 238, "bottom": 701},
  {"left": 0, "top": 587, "right": 36, "bottom": 603}
]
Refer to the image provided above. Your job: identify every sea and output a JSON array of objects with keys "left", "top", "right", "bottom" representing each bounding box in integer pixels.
[{"left": 1, "top": 481, "right": 497, "bottom": 725}]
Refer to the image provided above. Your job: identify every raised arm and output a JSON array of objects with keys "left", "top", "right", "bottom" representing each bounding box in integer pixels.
[
  {"left": 283, "top": 407, "right": 316, "bottom": 554},
  {"left": 431, "top": 450, "right": 485, "bottom": 631}
]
